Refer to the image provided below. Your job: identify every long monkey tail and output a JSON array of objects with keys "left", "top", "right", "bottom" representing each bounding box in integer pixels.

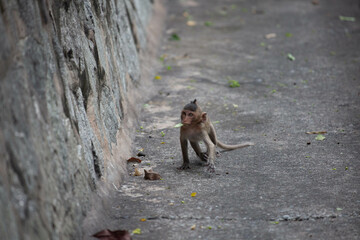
[{"left": 216, "top": 141, "right": 254, "bottom": 150}]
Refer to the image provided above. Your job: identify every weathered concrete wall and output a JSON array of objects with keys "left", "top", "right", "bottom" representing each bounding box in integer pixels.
[{"left": 0, "top": 0, "right": 163, "bottom": 239}]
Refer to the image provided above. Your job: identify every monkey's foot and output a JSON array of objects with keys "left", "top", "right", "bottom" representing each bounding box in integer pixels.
[
  {"left": 207, "top": 163, "right": 216, "bottom": 173},
  {"left": 178, "top": 164, "right": 190, "bottom": 170}
]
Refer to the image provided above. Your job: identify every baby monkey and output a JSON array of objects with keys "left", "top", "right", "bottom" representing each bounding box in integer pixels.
[{"left": 179, "top": 99, "right": 254, "bottom": 172}]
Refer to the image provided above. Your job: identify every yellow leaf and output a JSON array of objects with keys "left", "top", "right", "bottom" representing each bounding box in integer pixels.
[
  {"left": 187, "top": 20, "right": 197, "bottom": 26},
  {"left": 160, "top": 142, "right": 165, "bottom": 144},
  {"left": 155, "top": 75, "right": 162, "bottom": 80},
  {"left": 191, "top": 192, "right": 197, "bottom": 197},
  {"left": 132, "top": 228, "right": 141, "bottom": 234},
  {"left": 140, "top": 218, "right": 146, "bottom": 222}
]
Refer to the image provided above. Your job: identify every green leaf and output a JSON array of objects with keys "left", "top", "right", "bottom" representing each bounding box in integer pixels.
[
  {"left": 166, "top": 66, "right": 172, "bottom": 70},
  {"left": 228, "top": 80, "right": 240, "bottom": 88},
  {"left": 160, "top": 131, "right": 165, "bottom": 137},
  {"left": 339, "top": 16, "right": 356, "bottom": 22},
  {"left": 170, "top": 33, "right": 181, "bottom": 41},
  {"left": 336, "top": 208, "right": 343, "bottom": 211},
  {"left": 204, "top": 21, "right": 213, "bottom": 27},
  {"left": 285, "top": 32, "right": 293, "bottom": 38},
  {"left": 270, "top": 221, "right": 279, "bottom": 224},
  {"left": 287, "top": 53, "right": 295, "bottom": 61},
  {"left": 132, "top": 228, "right": 141, "bottom": 234},
  {"left": 315, "top": 134, "right": 326, "bottom": 141},
  {"left": 174, "top": 123, "right": 183, "bottom": 128}
]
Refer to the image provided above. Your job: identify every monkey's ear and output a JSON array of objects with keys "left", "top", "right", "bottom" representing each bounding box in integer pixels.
[
  {"left": 201, "top": 112, "right": 207, "bottom": 122},
  {"left": 192, "top": 99, "right": 197, "bottom": 104}
]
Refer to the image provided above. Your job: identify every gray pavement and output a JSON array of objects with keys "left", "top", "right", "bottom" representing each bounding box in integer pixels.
[{"left": 87, "top": 0, "right": 360, "bottom": 239}]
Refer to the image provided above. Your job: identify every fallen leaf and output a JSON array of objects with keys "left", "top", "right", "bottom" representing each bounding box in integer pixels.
[
  {"left": 166, "top": 66, "right": 172, "bottom": 70},
  {"left": 204, "top": 21, "right": 213, "bottom": 26},
  {"left": 170, "top": 33, "right": 181, "bottom": 41},
  {"left": 93, "top": 229, "right": 131, "bottom": 240},
  {"left": 306, "top": 131, "right": 327, "bottom": 134},
  {"left": 270, "top": 221, "right": 279, "bottom": 224},
  {"left": 312, "top": 0, "right": 319, "bottom": 5},
  {"left": 160, "top": 142, "right": 165, "bottom": 144},
  {"left": 174, "top": 123, "right": 183, "bottom": 128},
  {"left": 160, "top": 131, "right": 165, "bottom": 137},
  {"left": 144, "top": 169, "right": 161, "bottom": 180},
  {"left": 154, "top": 75, "right": 162, "bottom": 80},
  {"left": 339, "top": 16, "right": 356, "bottom": 22},
  {"left": 315, "top": 134, "right": 326, "bottom": 141},
  {"left": 191, "top": 224, "right": 196, "bottom": 230},
  {"left": 181, "top": 201, "right": 185, "bottom": 204},
  {"left": 336, "top": 208, "right": 343, "bottom": 211},
  {"left": 285, "top": 32, "right": 293, "bottom": 38},
  {"left": 208, "top": 226, "right": 212, "bottom": 230},
  {"left": 191, "top": 192, "right": 197, "bottom": 197},
  {"left": 134, "top": 168, "right": 142, "bottom": 176},
  {"left": 187, "top": 20, "right": 197, "bottom": 26},
  {"left": 287, "top": 53, "right": 295, "bottom": 61},
  {"left": 132, "top": 228, "right": 141, "bottom": 235},
  {"left": 127, "top": 157, "right": 142, "bottom": 163},
  {"left": 265, "top": 33, "right": 277, "bottom": 39},
  {"left": 228, "top": 80, "right": 240, "bottom": 88},
  {"left": 140, "top": 218, "right": 146, "bottom": 222},
  {"left": 345, "top": 166, "right": 348, "bottom": 170},
  {"left": 137, "top": 152, "right": 146, "bottom": 157}
]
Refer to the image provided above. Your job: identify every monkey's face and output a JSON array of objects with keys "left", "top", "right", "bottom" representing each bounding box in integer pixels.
[{"left": 181, "top": 110, "right": 196, "bottom": 125}]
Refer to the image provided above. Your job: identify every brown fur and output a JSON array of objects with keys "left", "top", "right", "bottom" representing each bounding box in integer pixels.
[{"left": 179, "top": 100, "right": 254, "bottom": 172}]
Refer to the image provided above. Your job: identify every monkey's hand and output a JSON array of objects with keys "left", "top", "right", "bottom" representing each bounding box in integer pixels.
[
  {"left": 199, "top": 152, "right": 208, "bottom": 162},
  {"left": 178, "top": 163, "right": 190, "bottom": 170},
  {"left": 201, "top": 151, "right": 221, "bottom": 161}
]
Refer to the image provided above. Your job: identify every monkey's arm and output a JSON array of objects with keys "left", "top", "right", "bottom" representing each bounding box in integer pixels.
[
  {"left": 179, "top": 136, "right": 191, "bottom": 169},
  {"left": 190, "top": 141, "right": 207, "bottom": 162}
]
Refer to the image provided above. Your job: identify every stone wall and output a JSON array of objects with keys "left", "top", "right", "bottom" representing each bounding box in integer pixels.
[{"left": 0, "top": 0, "right": 163, "bottom": 239}]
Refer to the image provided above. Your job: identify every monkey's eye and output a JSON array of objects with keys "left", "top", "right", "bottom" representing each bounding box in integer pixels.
[{"left": 188, "top": 113, "right": 193, "bottom": 117}]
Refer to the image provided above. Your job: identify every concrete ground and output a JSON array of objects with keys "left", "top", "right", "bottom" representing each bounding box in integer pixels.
[{"left": 87, "top": 0, "right": 360, "bottom": 239}]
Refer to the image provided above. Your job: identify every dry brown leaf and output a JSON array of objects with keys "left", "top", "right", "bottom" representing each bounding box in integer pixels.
[
  {"left": 134, "top": 167, "right": 142, "bottom": 176},
  {"left": 191, "top": 224, "right": 196, "bottom": 230},
  {"left": 306, "top": 131, "right": 327, "bottom": 134},
  {"left": 127, "top": 157, "right": 142, "bottom": 163},
  {"left": 144, "top": 169, "right": 161, "bottom": 180},
  {"left": 93, "top": 229, "right": 131, "bottom": 240},
  {"left": 312, "top": 0, "right": 319, "bottom": 5}
]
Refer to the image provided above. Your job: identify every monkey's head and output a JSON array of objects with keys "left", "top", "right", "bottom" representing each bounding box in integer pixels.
[{"left": 181, "top": 99, "right": 207, "bottom": 125}]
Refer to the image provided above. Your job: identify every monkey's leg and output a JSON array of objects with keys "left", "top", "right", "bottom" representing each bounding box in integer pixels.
[
  {"left": 178, "top": 138, "right": 190, "bottom": 170},
  {"left": 203, "top": 133, "right": 216, "bottom": 173},
  {"left": 190, "top": 141, "right": 207, "bottom": 162}
]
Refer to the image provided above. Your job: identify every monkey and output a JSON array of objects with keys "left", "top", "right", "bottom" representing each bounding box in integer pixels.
[{"left": 179, "top": 99, "right": 254, "bottom": 172}]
